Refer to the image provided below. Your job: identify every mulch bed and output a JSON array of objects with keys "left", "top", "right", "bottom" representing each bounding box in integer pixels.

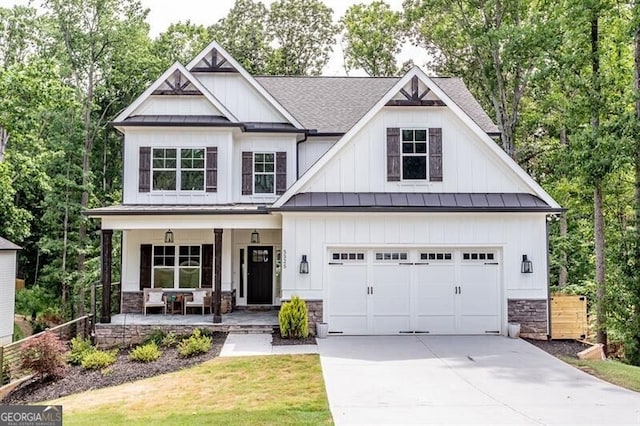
[
  {"left": 524, "top": 338, "right": 592, "bottom": 359},
  {"left": 271, "top": 331, "right": 316, "bottom": 346},
  {"left": 3, "top": 332, "right": 227, "bottom": 404}
]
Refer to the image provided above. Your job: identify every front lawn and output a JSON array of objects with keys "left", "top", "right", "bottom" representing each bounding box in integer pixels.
[
  {"left": 49, "top": 354, "right": 332, "bottom": 425},
  {"left": 561, "top": 357, "right": 640, "bottom": 392}
]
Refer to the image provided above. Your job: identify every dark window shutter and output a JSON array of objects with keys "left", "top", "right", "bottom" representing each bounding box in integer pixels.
[
  {"left": 242, "top": 151, "right": 253, "bottom": 195},
  {"left": 276, "top": 151, "right": 287, "bottom": 195},
  {"left": 139, "top": 244, "right": 152, "bottom": 289},
  {"left": 206, "top": 147, "right": 218, "bottom": 192},
  {"left": 201, "top": 244, "right": 213, "bottom": 288},
  {"left": 386, "top": 128, "right": 400, "bottom": 181},
  {"left": 139, "top": 147, "right": 151, "bottom": 192},
  {"left": 429, "top": 128, "right": 443, "bottom": 182}
]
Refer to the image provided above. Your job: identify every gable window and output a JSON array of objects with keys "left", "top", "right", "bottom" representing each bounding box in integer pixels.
[
  {"left": 402, "top": 129, "right": 427, "bottom": 180},
  {"left": 151, "top": 148, "right": 205, "bottom": 191},
  {"left": 153, "top": 245, "right": 201, "bottom": 289},
  {"left": 254, "top": 153, "right": 275, "bottom": 194}
]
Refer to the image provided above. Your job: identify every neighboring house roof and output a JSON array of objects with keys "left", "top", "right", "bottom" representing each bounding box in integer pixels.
[
  {"left": 0, "top": 236, "right": 21, "bottom": 250},
  {"left": 273, "top": 192, "right": 563, "bottom": 213},
  {"left": 255, "top": 76, "right": 500, "bottom": 135},
  {"left": 85, "top": 204, "right": 270, "bottom": 216}
]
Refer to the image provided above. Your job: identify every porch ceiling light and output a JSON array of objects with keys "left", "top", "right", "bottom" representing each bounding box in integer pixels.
[
  {"left": 251, "top": 229, "right": 260, "bottom": 244},
  {"left": 521, "top": 254, "right": 533, "bottom": 274},
  {"left": 164, "top": 229, "right": 174, "bottom": 244},
  {"left": 299, "top": 255, "right": 309, "bottom": 274}
]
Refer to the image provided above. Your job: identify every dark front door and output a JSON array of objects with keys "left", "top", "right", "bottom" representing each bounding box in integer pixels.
[{"left": 247, "top": 246, "right": 273, "bottom": 304}]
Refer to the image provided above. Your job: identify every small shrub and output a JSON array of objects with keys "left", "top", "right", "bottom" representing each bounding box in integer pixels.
[
  {"left": 19, "top": 332, "right": 67, "bottom": 379},
  {"left": 146, "top": 329, "right": 166, "bottom": 346},
  {"left": 160, "top": 332, "right": 179, "bottom": 348},
  {"left": 177, "top": 329, "right": 212, "bottom": 357},
  {"left": 81, "top": 349, "right": 118, "bottom": 370},
  {"left": 129, "top": 342, "right": 161, "bottom": 363},
  {"left": 2, "top": 362, "right": 10, "bottom": 385},
  {"left": 279, "top": 296, "right": 309, "bottom": 339},
  {"left": 68, "top": 337, "right": 95, "bottom": 365}
]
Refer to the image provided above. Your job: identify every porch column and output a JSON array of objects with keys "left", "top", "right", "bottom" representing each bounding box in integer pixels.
[
  {"left": 213, "top": 228, "right": 223, "bottom": 323},
  {"left": 100, "top": 229, "right": 113, "bottom": 324}
]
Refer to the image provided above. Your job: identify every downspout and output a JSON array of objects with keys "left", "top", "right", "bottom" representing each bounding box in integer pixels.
[{"left": 296, "top": 132, "right": 309, "bottom": 179}]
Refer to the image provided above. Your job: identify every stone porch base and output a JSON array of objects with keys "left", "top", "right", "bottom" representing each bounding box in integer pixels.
[{"left": 508, "top": 299, "right": 548, "bottom": 340}]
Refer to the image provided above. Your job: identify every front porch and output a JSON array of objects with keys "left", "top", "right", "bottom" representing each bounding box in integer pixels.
[{"left": 94, "top": 310, "right": 279, "bottom": 348}]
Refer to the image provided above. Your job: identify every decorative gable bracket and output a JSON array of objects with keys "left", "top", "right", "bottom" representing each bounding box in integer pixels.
[
  {"left": 191, "top": 48, "right": 238, "bottom": 73},
  {"left": 386, "top": 75, "right": 446, "bottom": 107},
  {"left": 152, "top": 70, "right": 201, "bottom": 95}
]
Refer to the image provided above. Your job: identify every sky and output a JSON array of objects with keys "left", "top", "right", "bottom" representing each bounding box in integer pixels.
[{"left": 2, "top": 0, "right": 429, "bottom": 76}]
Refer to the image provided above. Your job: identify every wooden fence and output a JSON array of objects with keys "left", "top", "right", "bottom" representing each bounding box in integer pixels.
[
  {"left": 0, "top": 315, "right": 91, "bottom": 386},
  {"left": 550, "top": 294, "right": 588, "bottom": 340}
]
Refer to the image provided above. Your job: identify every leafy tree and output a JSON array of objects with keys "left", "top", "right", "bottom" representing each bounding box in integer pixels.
[
  {"left": 267, "top": 0, "right": 339, "bottom": 75},
  {"left": 341, "top": 1, "right": 405, "bottom": 76},
  {"left": 404, "top": 0, "right": 557, "bottom": 158},
  {"left": 153, "top": 21, "right": 213, "bottom": 67},
  {"left": 209, "top": 0, "right": 272, "bottom": 74}
]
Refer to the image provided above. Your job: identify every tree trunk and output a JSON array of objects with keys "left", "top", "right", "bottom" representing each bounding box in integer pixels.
[
  {"left": 0, "top": 126, "right": 8, "bottom": 163},
  {"left": 594, "top": 184, "right": 607, "bottom": 346},
  {"left": 558, "top": 213, "right": 568, "bottom": 288}
]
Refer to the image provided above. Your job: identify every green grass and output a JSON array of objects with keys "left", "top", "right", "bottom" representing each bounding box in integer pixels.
[
  {"left": 561, "top": 357, "right": 640, "bottom": 392},
  {"left": 12, "top": 322, "right": 23, "bottom": 342},
  {"left": 47, "top": 355, "right": 332, "bottom": 426}
]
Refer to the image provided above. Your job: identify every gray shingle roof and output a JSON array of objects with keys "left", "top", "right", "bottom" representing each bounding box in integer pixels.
[
  {"left": 275, "top": 192, "right": 561, "bottom": 213},
  {"left": 255, "top": 75, "right": 500, "bottom": 135},
  {"left": 0, "top": 236, "right": 21, "bottom": 250}
]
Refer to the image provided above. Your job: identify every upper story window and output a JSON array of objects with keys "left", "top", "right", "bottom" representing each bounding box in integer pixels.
[
  {"left": 402, "top": 129, "right": 427, "bottom": 180},
  {"left": 386, "top": 127, "right": 442, "bottom": 182},
  {"left": 152, "top": 148, "right": 204, "bottom": 191},
  {"left": 254, "top": 153, "right": 275, "bottom": 194}
]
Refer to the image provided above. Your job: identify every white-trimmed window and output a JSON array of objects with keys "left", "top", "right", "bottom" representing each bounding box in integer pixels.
[
  {"left": 402, "top": 129, "right": 428, "bottom": 180},
  {"left": 153, "top": 245, "right": 201, "bottom": 288},
  {"left": 152, "top": 148, "right": 205, "bottom": 191},
  {"left": 254, "top": 152, "right": 275, "bottom": 194}
]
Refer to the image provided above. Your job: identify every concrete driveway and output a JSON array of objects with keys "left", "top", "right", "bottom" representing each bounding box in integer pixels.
[{"left": 317, "top": 336, "right": 640, "bottom": 425}]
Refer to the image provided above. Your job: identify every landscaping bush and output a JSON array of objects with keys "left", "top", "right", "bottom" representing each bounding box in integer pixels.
[
  {"left": 177, "top": 329, "right": 212, "bottom": 357},
  {"left": 67, "top": 337, "right": 95, "bottom": 365},
  {"left": 81, "top": 349, "right": 118, "bottom": 370},
  {"left": 279, "top": 296, "right": 309, "bottom": 338},
  {"left": 146, "top": 329, "right": 166, "bottom": 346},
  {"left": 2, "top": 362, "right": 10, "bottom": 385},
  {"left": 128, "top": 342, "right": 161, "bottom": 363},
  {"left": 19, "top": 332, "right": 67, "bottom": 379},
  {"left": 160, "top": 332, "right": 179, "bottom": 348}
]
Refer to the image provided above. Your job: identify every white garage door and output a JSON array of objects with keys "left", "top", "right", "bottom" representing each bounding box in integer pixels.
[{"left": 327, "top": 249, "right": 501, "bottom": 335}]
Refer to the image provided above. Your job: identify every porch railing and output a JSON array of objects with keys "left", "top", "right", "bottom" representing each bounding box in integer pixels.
[{"left": 90, "top": 281, "right": 121, "bottom": 325}]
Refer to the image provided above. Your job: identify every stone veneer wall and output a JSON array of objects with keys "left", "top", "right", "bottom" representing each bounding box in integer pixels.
[
  {"left": 508, "top": 299, "right": 548, "bottom": 340},
  {"left": 95, "top": 324, "right": 226, "bottom": 348},
  {"left": 121, "top": 290, "right": 235, "bottom": 315},
  {"left": 305, "top": 300, "right": 323, "bottom": 336}
]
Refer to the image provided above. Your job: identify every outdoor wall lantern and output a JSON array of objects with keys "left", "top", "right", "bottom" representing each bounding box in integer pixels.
[
  {"left": 521, "top": 254, "right": 533, "bottom": 274},
  {"left": 299, "top": 255, "right": 309, "bottom": 274},
  {"left": 164, "top": 229, "right": 174, "bottom": 244},
  {"left": 251, "top": 229, "right": 260, "bottom": 244}
]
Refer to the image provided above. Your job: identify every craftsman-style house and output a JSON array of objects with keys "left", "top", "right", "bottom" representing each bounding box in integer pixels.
[{"left": 88, "top": 41, "right": 561, "bottom": 338}]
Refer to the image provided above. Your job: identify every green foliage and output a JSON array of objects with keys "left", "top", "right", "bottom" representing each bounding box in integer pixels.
[
  {"left": 177, "top": 328, "right": 212, "bottom": 357},
  {"left": 160, "top": 332, "right": 179, "bottom": 348},
  {"left": 128, "top": 342, "right": 161, "bottom": 363},
  {"left": 146, "top": 329, "right": 166, "bottom": 346},
  {"left": 2, "top": 361, "right": 10, "bottom": 385},
  {"left": 19, "top": 332, "right": 67, "bottom": 379},
  {"left": 67, "top": 337, "right": 95, "bottom": 365},
  {"left": 14, "top": 286, "right": 57, "bottom": 318},
  {"left": 81, "top": 349, "right": 118, "bottom": 370},
  {"left": 278, "top": 296, "right": 309, "bottom": 339},
  {"left": 341, "top": 1, "right": 404, "bottom": 76}
]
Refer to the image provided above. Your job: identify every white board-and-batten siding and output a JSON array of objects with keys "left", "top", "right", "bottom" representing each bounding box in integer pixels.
[
  {"left": 300, "top": 107, "right": 531, "bottom": 194},
  {"left": 297, "top": 137, "right": 339, "bottom": 177},
  {"left": 132, "top": 95, "right": 222, "bottom": 116},
  {"left": 0, "top": 252, "right": 17, "bottom": 345},
  {"left": 280, "top": 212, "right": 548, "bottom": 301},
  {"left": 195, "top": 73, "right": 288, "bottom": 124}
]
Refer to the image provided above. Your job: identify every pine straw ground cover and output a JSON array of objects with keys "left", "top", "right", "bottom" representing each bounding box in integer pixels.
[{"left": 46, "top": 354, "right": 332, "bottom": 426}]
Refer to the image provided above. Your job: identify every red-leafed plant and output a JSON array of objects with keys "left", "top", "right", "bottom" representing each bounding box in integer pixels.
[{"left": 19, "top": 332, "right": 67, "bottom": 380}]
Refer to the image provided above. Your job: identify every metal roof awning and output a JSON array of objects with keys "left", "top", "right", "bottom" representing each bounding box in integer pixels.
[
  {"left": 272, "top": 192, "right": 564, "bottom": 213},
  {"left": 84, "top": 204, "right": 270, "bottom": 217}
]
